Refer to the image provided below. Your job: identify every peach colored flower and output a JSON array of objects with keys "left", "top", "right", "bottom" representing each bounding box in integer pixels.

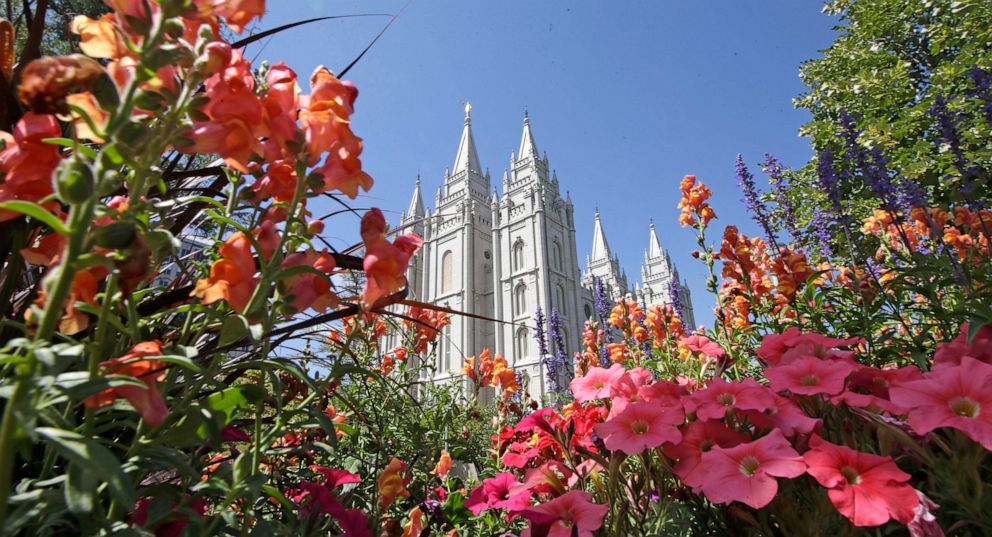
[
  {"left": 377, "top": 457, "right": 411, "bottom": 509},
  {"left": 192, "top": 232, "right": 258, "bottom": 313},
  {"left": 360, "top": 208, "right": 422, "bottom": 308},
  {"left": 432, "top": 449, "right": 453, "bottom": 479},
  {"left": 84, "top": 341, "right": 169, "bottom": 426}
]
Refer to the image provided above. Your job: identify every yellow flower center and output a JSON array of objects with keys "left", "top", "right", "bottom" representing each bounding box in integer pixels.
[
  {"left": 800, "top": 374, "right": 821, "bottom": 386},
  {"left": 630, "top": 420, "right": 650, "bottom": 435},
  {"left": 738, "top": 455, "right": 760, "bottom": 476},
  {"left": 949, "top": 396, "right": 980, "bottom": 418},
  {"left": 840, "top": 466, "right": 861, "bottom": 485}
]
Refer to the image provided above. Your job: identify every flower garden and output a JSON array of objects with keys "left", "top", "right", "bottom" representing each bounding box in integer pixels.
[{"left": 0, "top": 1, "right": 990, "bottom": 535}]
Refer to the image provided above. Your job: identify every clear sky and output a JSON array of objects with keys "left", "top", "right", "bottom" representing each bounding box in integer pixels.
[{"left": 254, "top": 1, "right": 839, "bottom": 327}]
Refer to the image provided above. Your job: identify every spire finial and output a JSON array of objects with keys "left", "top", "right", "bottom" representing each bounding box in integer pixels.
[
  {"left": 464, "top": 101, "right": 472, "bottom": 124},
  {"left": 524, "top": 106, "right": 529, "bottom": 123}
]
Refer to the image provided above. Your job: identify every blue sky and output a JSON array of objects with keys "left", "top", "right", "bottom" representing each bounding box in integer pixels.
[{"left": 255, "top": 1, "right": 839, "bottom": 327}]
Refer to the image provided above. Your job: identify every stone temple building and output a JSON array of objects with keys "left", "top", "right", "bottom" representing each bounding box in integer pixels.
[{"left": 394, "top": 105, "right": 694, "bottom": 401}]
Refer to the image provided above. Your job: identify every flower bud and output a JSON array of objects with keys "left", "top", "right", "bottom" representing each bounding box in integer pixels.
[
  {"left": 163, "top": 17, "right": 186, "bottom": 38},
  {"left": 307, "top": 220, "right": 325, "bottom": 234},
  {"left": 55, "top": 158, "right": 95, "bottom": 204},
  {"left": 92, "top": 221, "right": 136, "bottom": 249},
  {"left": 134, "top": 89, "right": 165, "bottom": 112}
]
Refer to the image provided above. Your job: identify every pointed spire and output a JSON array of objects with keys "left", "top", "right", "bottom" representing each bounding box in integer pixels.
[
  {"left": 452, "top": 102, "right": 482, "bottom": 174},
  {"left": 518, "top": 110, "right": 539, "bottom": 160},
  {"left": 648, "top": 219, "right": 663, "bottom": 259},
  {"left": 407, "top": 175, "right": 425, "bottom": 217},
  {"left": 590, "top": 209, "right": 614, "bottom": 261}
]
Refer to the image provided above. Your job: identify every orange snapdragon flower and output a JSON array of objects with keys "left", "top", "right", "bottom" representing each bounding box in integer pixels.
[
  {"left": 0, "top": 113, "right": 62, "bottom": 220},
  {"left": 84, "top": 341, "right": 169, "bottom": 426},
  {"left": 377, "top": 457, "right": 411, "bottom": 509},
  {"left": 772, "top": 248, "right": 813, "bottom": 301},
  {"left": 403, "top": 307, "right": 451, "bottom": 354},
  {"left": 360, "top": 208, "right": 423, "bottom": 308},
  {"left": 677, "top": 175, "right": 716, "bottom": 227},
  {"left": 432, "top": 449, "right": 453, "bottom": 479},
  {"left": 192, "top": 232, "right": 259, "bottom": 314},
  {"left": 280, "top": 249, "right": 338, "bottom": 314}
]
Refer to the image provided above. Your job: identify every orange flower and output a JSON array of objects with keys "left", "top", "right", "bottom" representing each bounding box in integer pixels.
[
  {"left": 18, "top": 54, "right": 105, "bottom": 115},
  {"left": 377, "top": 457, "right": 411, "bottom": 509},
  {"left": 84, "top": 341, "right": 169, "bottom": 426},
  {"left": 201, "top": 0, "right": 265, "bottom": 34},
  {"left": 677, "top": 175, "right": 716, "bottom": 228},
  {"left": 402, "top": 507, "right": 425, "bottom": 537},
  {"left": 70, "top": 14, "right": 127, "bottom": 60},
  {"left": 192, "top": 232, "right": 259, "bottom": 313},
  {"left": 0, "top": 113, "right": 62, "bottom": 221},
  {"left": 607, "top": 342, "right": 629, "bottom": 363},
  {"left": 772, "top": 248, "right": 813, "bottom": 301},
  {"left": 403, "top": 307, "right": 450, "bottom": 354},
  {"left": 301, "top": 66, "right": 357, "bottom": 162},
  {"left": 279, "top": 249, "right": 339, "bottom": 314},
  {"left": 432, "top": 449, "right": 453, "bottom": 479},
  {"left": 360, "top": 208, "right": 423, "bottom": 308}
]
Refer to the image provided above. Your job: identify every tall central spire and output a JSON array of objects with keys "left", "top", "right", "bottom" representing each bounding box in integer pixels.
[
  {"left": 647, "top": 220, "right": 663, "bottom": 258},
  {"left": 518, "top": 110, "right": 539, "bottom": 160},
  {"left": 452, "top": 102, "right": 482, "bottom": 175},
  {"left": 590, "top": 209, "right": 613, "bottom": 261}
]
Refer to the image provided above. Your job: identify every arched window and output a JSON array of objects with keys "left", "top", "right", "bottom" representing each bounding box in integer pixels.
[
  {"left": 556, "top": 284, "right": 566, "bottom": 316},
  {"left": 441, "top": 251, "right": 454, "bottom": 293},
  {"left": 515, "top": 327, "right": 529, "bottom": 358},
  {"left": 584, "top": 304, "right": 592, "bottom": 319},
  {"left": 552, "top": 241, "right": 562, "bottom": 270},
  {"left": 514, "top": 284, "right": 527, "bottom": 316},
  {"left": 513, "top": 240, "right": 525, "bottom": 272}
]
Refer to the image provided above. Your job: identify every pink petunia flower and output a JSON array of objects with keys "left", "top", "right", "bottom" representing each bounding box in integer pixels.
[
  {"left": 804, "top": 436, "right": 919, "bottom": 527},
  {"left": 832, "top": 365, "right": 922, "bottom": 414},
  {"left": 764, "top": 355, "right": 857, "bottom": 396},
  {"left": 593, "top": 402, "right": 683, "bottom": 455},
  {"left": 932, "top": 323, "right": 992, "bottom": 367},
  {"left": 664, "top": 420, "right": 748, "bottom": 489},
  {"left": 520, "top": 490, "right": 608, "bottom": 537},
  {"left": 680, "top": 334, "right": 726, "bottom": 358},
  {"left": 757, "top": 327, "right": 862, "bottom": 366},
  {"left": 687, "top": 378, "right": 776, "bottom": 421},
  {"left": 889, "top": 356, "right": 992, "bottom": 450},
  {"left": 464, "top": 472, "right": 533, "bottom": 515},
  {"left": 609, "top": 368, "right": 684, "bottom": 416},
  {"left": 744, "top": 393, "right": 821, "bottom": 437},
  {"left": 696, "top": 429, "right": 806, "bottom": 509},
  {"left": 570, "top": 363, "right": 625, "bottom": 402}
]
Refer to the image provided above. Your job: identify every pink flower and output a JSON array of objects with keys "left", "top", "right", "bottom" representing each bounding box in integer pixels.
[
  {"left": 521, "top": 490, "right": 608, "bottom": 537},
  {"left": 804, "top": 436, "right": 919, "bottom": 527},
  {"left": 310, "top": 466, "right": 361, "bottom": 488},
  {"left": 608, "top": 368, "right": 685, "bottom": 416},
  {"left": 757, "top": 327, "right": 861, "bottom": 366},
  {"left": 0, "top": 113, "right": 61, "bottom": 221},
  {"left": 744, "top": 393, "right": 821, "bottom": 437},
  {"left": 664, "top": 420, "right": 748, "bottom": 489},
  {"left": 569, "top": 363, "right": 624, "bottom": 402},
  {"left": 464, "top": 472, "right": 532, "bottom": 515},
  {"left": 832, "top": 365, "right": 922, "bottom": 414},
  {"left": 687, "top": 378, "right": 776, "bottom": 420},
  {"left": 593, "top": 402, "right": 683, "bottom": 455},
  {"left": 889, "top": 356, "right": 992, "bottom": 450},
  {"left": 360, "top": 209, "right": 423, "bottom": 308},
  {"left": 933, "top": 323, "right": 992, "bottom": 367},
  {"left": 502, "top": 441, "right": 540, "bottom": 468},
  {"left": 764, "top": 355, "right": 856, "bottom": 396},
  {"left": 697, "top": 429, "right": 806, "bottom": 509},
  {"left": 280, "top": 249, "right": 339, "bottom": 313},
  {"left": 680, "top": 334, "right": 726, "bottom": 358}
]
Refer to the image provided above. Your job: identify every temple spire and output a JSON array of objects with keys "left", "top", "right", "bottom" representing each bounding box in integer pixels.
[
  {"left": 452, "top": 102, "right": 482, "bottom": 175},
  {"left": 518, "top": 110, "right": 539, "bottom": 160},
  {"left": 647, "top": 220, "right": 663, "bottom": 259},
  {"left": 407, "top": 175, "right": 425, "bottom": 217},
  {"left": 590, "top": 209, "right": 613, "bottom": 261}
]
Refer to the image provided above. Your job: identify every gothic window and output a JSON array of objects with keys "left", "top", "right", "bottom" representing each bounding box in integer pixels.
[
  {"left": 512, "top": 240, "right": 525, "bottom": 272},
  {"left": 514, "top": 284, "right": 527, "bottom": 316},
  {"left": 515, "top": 327, "right": 529, "bottom": 358},
  {"left": 555, "top": 284, "right": 566, "bottom": 316},
  {"left": 552, "top": 241, "right": 562, "bottom": 270},
  {"left": 441, "top": 251, "right": 454, "bottom": 293},
  {"left": 584, "top": 304, "right": 592, "bottom": 319}
]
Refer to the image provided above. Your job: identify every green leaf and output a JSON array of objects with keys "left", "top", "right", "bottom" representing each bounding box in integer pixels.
[
  {"left": 219, "top": 315, "right": 250, "bottom": 347},
  {"left": 56, "top": 372, "right": 147, "bottom": 401},
  {"left": 42, "top": 137, "right": 98, "bottom": 159},
  {"left": 36, "top": 427, "right": 135, "bottom": 508},
  {"left": 0, "top": 201, "right": 70, "bottom": 235},
  {"left": 65, "top": 462, "right": 97, "bottom": 514}
]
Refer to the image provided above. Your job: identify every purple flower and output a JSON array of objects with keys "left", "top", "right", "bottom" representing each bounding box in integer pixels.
[
  {"left": 543, "top": 308, "right": 574, "bottom": 403},
  {"left": 533, "top": 306, "right": 549, "bottom": 357},
  {"left": 736, "top": 154, "right": 778, "bottom": 250},
  {"left": 668, "top": 279, "right": 686, "bottom": 323},
  {"left": 967, "top": 66, "right": 992, "bottom": 127},
  {"left": 810, "top": 207, "right": 834, "bottom": 258},
  {"left": 929, "top": 94, "right": 980, "bottom": 199},
  {"left": 593, "top": 277, "right": 612, "bottom": 367},
  {"left": 816, "top": 148, "right": 844, "bottom": 213},
  {"left": 763, "top": 154, "right": 800, "bottom": 241}
]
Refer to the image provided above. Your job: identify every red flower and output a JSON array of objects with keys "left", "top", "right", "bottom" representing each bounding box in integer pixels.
[
  {"left": 521, "top": 490, "right": 608, "bottom": 537},
  {"left": 664, "top": 420, "right": 748, "bottom": 489},
  {"left": 889, "top": 356, "right": 992, "bottom": 450},
  {"left": 0, "top": 113, "right": 61, "bottom": 221},
  {"left": 687, "top": 378, "right": 776, "bottom": 420},
  {"left": 464, "top": 472, "right": 532, "bottom": 515},
  {"left": 569, "top": 363, "right": 624, "bottom": 402},
  {"left": 764, "top": 355, "right": 856, "bottom": 396},
  {"left": 804, "top": 436, "right": 919, "bottom": 527},
  {"left": 360, "top": 208, "right": 422, "bottom": 308},
  {"left": 84, "top": 341, "right": 169, "bottom": 426},
  {"left": 593, "top": 402, "right": 683, "bottom": 455},
  {"left": 697, "top": 429, "right": 806, "bottom": 509}
]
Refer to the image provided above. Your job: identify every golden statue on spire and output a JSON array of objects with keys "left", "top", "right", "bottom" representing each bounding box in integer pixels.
[{"left": 464, "top": 101, "right": 472, "bottom": 122}]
